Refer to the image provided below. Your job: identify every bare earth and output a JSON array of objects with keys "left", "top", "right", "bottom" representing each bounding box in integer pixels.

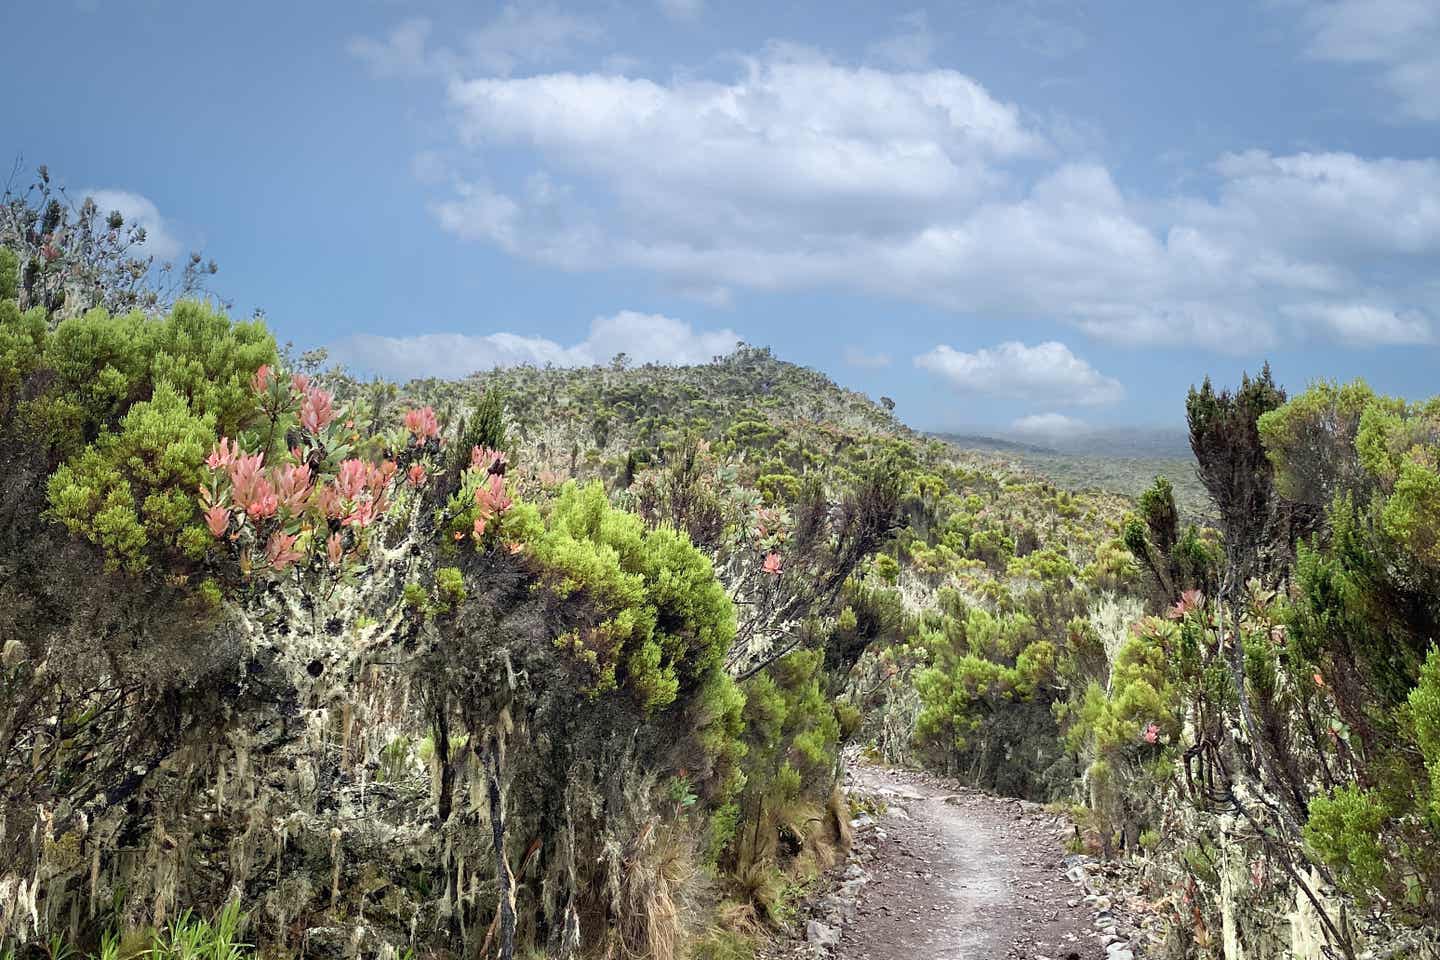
[{"left": 834, "top": 764, "right": 1103, "bottom": 960}]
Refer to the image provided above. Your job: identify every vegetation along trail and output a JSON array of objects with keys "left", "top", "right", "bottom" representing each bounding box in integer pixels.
[{"left": 833, "top": 764, "right": 1105, "bottom": 960}]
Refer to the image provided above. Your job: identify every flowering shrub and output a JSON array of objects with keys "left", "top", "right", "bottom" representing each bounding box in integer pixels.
[{"left": 193, "top": 367, "right": 418, "bottom": 578}]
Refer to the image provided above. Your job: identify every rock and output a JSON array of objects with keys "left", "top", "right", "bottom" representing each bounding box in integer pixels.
[{"left": 806, "top": 919, "right": 841, "bottom": 946}]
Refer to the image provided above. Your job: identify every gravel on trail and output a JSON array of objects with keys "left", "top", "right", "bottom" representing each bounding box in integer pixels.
[{"left": 768, "top": 762, "right": 1147, "bottom": 960}]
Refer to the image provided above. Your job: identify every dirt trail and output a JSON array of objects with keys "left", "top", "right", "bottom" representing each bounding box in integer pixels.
[{"left": 833, "top": 764, "right": 1105, "bottom": 960}]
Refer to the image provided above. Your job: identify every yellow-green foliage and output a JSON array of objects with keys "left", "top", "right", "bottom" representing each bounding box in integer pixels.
[
  {"left": 1304, "top": 786, "right": 1393, "bottom": 904},
  {"left": 47, "top": 383, "right": 218, "bottom": 572},
  {"left": 1, "top": 296, "right": 276, "bottom": 572},
  {"left": 524, "top": 481, "right": 737, "bottom": 712},
  {"left": 1410, "top": 649, "right": 1440, "bottom": 821}
]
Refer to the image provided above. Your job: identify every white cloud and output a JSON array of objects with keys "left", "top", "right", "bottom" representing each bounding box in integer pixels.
[
  {"left": 657, "top": 0, "right": 703, "bottom": 21},
  {"left": 1298, "top": 0, "right": 1440, "bottom": 121},
  {"left": 353, "top": 30, "right": 1440, "bottom": 353},
  {"left": 843, "top": 346, "right": 893, "bottom": 369},
  {"left": 914, "top": 341, "right": 1124, "bottom": 406},
  {"left": 84, "top": 189, "right": 181, "bottom": 260},
  {"left": 347, "top": 6, "right": 601, "bottom": 79},
  {"left": 329, "top": 311, "right": 741, "bottom": 380},
  {"left": 1010, "top": 412, "right": 1091, "bottom": 438},
  {"left": 1283, "top": 301, "right": 1435, "bottom": 345},
  {"left": 347, "top": 18, "right": 440, "bottom": 77}
]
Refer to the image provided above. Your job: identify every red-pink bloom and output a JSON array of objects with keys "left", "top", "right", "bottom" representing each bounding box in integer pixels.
[
  {"left": 290, "top": 373, "right": 310, "bottom": 395},
  {"left": 204, "top": 505, "right": 229, "bottom": 538},
  {"left": 1143, "top": 722, "right": 1160, "bottom": 744},
  {"left": 471, "top": 446, "right": 508, "bottom": 474},
  {"left": 311, "top": 481, "right": 343, "bottom": 520},
  {"left": 404, "top": 406, "right": 440, "bottom": 442},
  {"left": 326, "top": 532, "right": 344, "bottom": 567},
  {"left": 344, "top": 498, "right": 377, "bottom": 529},
  {"left": 372, "top": 459, "right": 397, "bottom": 491},
  {"left": 251, "top": 364, "right": 273, "bottom": 394},
  {"left": 300, "top": 386, "right": 335, "bottom": 434},
  {"left": 273, "top": 463, "right": 312, "bottom": 513},
  {"left": 265, "top": 531, "right": 303, "bottom": 571},
  {"left": 1166, "top": 588, "right": 1206, "bottom": 621},
  {"left": 228, "top": 453, "right": 277, "bottom": 519},
  {"left": 407, "top": 463, "right": 428, "bottom": 487},
  {"left": 763, "top": 552, "right": 783, "bottom": 576},
  {"left": 206, "top": 437, "right": 240, "bottom": 470},
  {"left": 475, "top": 473, "right": 512, "bottom": 516},
  {"left": 335, "top": 459, "right": 369, "bottom": 500}
]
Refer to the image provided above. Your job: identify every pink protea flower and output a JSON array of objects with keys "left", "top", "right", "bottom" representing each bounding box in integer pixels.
[
  {"left": 204, "top": 504, "right": 230, "bottom": 538},
  {"left": 273, "top": 463, "right": 313, "bottom": 513},
  {"left": 251, "top": 364, "right": 273, "bottom": 394},
  {"left": 206, "top": 437, "right": 240, "bottom": 470},
  {"left": 763, "top": 552, "right": 783, "bottom": 576},
  {"left": 335, "top": 459, "right": 369, "bottom": 500},
  {"left": 475, "top": 473, "right": 512, "bottom": 516},
  {"left": 1143, "top": 723, "right": 1160, "bottom": 744},
  {"left": 344, "top": 498, "right": 377, "bottom": 529},
  {"left": 300, "top": 386, "right": 335, "bottom": 434},
  {"left": 228, "top": 453, "right": 277, "bottom": 519},
  {"left": 311, "top": 481, "right": 343, "bottom": 520},
  {"left": 290, "top": 373, "right": 310, "bottom": 395},
  {"left": 471, "top": 446, "right": 508, "bottom": 474},
  {"left": 326, "top": 532, "right": 344, "bottom": 567},
  {"left": 407, "top": 463, "right": 428, "bottom": 487},
  {"left": 1167, "top": 588, "right": 1205, "bottom": 621},
  {"left": 265, "top": 531, "right": 303, "bottom": 571},
  {"left": 404, "top": 406, "right": 440, "bottom": 442}
]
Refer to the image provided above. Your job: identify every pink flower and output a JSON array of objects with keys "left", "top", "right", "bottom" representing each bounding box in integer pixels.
[
  {"left": 404, "top": 406, "right": 440, "bottom": 442},
  {"left": 344, "top": 498, "right": 377, "bottom": 528},
  {"left": 470, "top": 474, "right": 512, "bottom": 540},
  {"left": 206, "top": 437, "right": 240, "bottom": 470},
  {"left": 273, "top": 463, "right": 312, "bottom": 514},
  {"left": 311, "top": 481, "right": 343, "bottom": 520},
  {"left": 300, "top": 386, "right": 335, "bottom": 434},
  {"left": 290, "top": 373, "right": 310, "bottom": 395},
  {"left": 1143, "top": 723, "right": 1160, "bottom": 744},
  {"left": 1167, "top": 589, "right": 1205, "bottom": 620},
  {"left": 335, "top": 459, "right": 369, "bottom": 500},
  {"left": 228, "top": 453, "right": 277, "bottom": 519},
  {"left": 265, "top": 531, "right": 304, "bottom": 571},
  {"left": 475, "top": 473, "right": 512, "bottom": 516},
  {"left": 407, "top": 463, "right": 428, "bottom": 487},
  {"left": 204, "top": 505, "right": 229, "bottom": 538},
  {"left": 251, "top": 364, "right": 273, "bottom": 394},
  {"left": 763, "top": 552, "right": 783, "bottom": 576},
  {"left": 471, "top": 446, "right": 508, "bottom": 474},
  {"left": 326, "top": 532, "right": 344, "bottom": 567}
]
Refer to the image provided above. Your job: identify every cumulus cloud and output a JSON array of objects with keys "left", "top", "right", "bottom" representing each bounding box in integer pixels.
[
  {"left": 1010, "top": 412, "right": 1091, "bottom": 439},
  {"left": 1297, "top": 0, "right": 1440, "bottom": 121},
  {"left": 84, "top": 189, "right": 181, "bottom": 260},
  {"left": 1283, "top": 301, "right": 1434, "bottom": 345},
  {"left": 347, "top": 25, "right": 1440, "bottom": 353},
  {"left": 842, "top": 346, "right": 893, "bottom": 369},
  {"left": 914, "top": 341, "right": 1123, "bottom": 406},
  {"left": 329, "top": 311, "right": 741, "bottom": 380}
]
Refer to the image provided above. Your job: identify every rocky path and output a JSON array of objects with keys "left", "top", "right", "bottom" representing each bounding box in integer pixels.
[{"left": 788, "top": 763, "right": 1144, "bottom": 960}]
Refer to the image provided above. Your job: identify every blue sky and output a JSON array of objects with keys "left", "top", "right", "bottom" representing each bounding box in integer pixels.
[{"left": 5, "top": 0, "right": 1439, "bottom": 436}]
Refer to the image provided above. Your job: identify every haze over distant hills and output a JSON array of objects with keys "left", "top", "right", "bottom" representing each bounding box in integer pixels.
[{"left": 935, "top": 425, "right": 1211, "bottom": 519}]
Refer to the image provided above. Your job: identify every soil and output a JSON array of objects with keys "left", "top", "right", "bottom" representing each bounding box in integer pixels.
[{"left": 824, "top": 763, "right": 1111, "bottom": 960}]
